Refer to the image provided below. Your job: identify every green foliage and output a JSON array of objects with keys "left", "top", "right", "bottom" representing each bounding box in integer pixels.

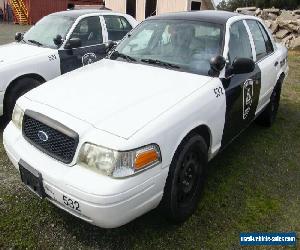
[{"left": 217, "top": 0, "right": 300, "bottom": 11}]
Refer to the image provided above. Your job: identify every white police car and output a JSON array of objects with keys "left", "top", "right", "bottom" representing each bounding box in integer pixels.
[
  {"left": 4, "top": 11, "right": 288, "bottom": 228},
  {"left": 0, "top": 9, "right": 137, "bottom": 119}
]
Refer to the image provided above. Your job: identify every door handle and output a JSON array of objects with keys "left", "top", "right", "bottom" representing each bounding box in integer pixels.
[{"left": 274, "top": 61, "right": 279, "bottom": 67}]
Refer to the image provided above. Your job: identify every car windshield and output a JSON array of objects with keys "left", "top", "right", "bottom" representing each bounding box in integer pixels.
[
  {"left": 23, "top": 15, "right": 75, "bottom": 49},
  {"left": 115, "top": 19, "right": 224, "bottom": 76}
]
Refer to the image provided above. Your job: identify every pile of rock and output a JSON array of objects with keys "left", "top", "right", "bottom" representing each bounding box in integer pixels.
[{"left": 236, "top": 7, "right": 300, "bottom": 49}]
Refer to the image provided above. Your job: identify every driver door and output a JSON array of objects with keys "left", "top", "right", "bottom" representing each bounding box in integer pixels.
[
  {"left": 59, "top": 16, "right": 107, "bottom": 74},
  {"left": 221, "top": 20, "right": 261, "bottom": 147}
]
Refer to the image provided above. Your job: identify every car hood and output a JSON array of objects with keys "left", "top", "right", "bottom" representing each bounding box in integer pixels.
[
  {"left": 0, "top": 42, "right": 55, "bottom": 65},
  {"left": 25, "top": 59, "right": 212, "bottom": 139}
]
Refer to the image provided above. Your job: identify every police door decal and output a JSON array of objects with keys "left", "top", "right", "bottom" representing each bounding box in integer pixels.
[
  {"left": 243, "top": 79, "right": 254, "bottom": 120},
  {"left": 221, "top": 66, "right": 261, "bottom": 148},
  {"left": 82, "top": 53, "right": 97, "bottom": 66}
]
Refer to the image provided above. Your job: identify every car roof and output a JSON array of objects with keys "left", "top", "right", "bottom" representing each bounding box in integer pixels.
[
  {"left": 50, "top": 9, "right": 113, "bottom": 19},
  {"left": 147, "top": 10, "right": 241, "bottom": 25}
]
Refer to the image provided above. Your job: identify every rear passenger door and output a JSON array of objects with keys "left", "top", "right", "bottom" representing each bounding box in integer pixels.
[
  {"left": 245, "top": 20, "right": 278, "bottom": 113},
  {"left": 221, "top": 20, "right": 261, "bottom": 147},
  {"left": 103, "top": 15, "right": 133, "bottom": 41},
  {"left": 59, "top": 15, "right": 107, "bottom": 74}
]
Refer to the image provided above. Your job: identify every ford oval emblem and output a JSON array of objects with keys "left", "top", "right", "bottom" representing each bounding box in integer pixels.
[{"left": 37, "top": 130, "right": 49, "bottom": 142}]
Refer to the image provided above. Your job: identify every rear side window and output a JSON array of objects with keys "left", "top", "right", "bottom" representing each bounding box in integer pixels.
[
  {"left": 228, "top": 21, "right": 253, "bottom": 63},
  {"left": 70, "top": 16, "right": 103, "bottom": 47},
  {"left": 104, "top": 16, "right": 132, "bottom": 41},
  {"left": 246, "top": 20, "right": 273, "bottom": 61}
]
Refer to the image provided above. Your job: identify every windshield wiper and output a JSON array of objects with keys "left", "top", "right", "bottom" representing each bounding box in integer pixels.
[
  {"left": 141, "top": 59, "right": 180, "bottom": 69},
  {"left": 27, "top": 39, "right": 43, "bottom": 47},
  {"left": 110, "top": 51, "right": 136, "bottom": 62}
]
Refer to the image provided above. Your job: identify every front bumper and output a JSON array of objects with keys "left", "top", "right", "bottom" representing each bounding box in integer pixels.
[{"left": 3, "top": 122, "right": 168, "bottom": 228}]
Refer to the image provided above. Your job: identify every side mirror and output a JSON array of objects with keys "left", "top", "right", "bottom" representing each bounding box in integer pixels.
[
  {"left": 105, "top": 40, "right": 118, "bottom": 52},
  {"left": 15, "top": 32, "right": 23, "bottom": 42},
  {"left": 231, "top": 58, "right": 255, "bottom": 74},
  {"left": 209, "top": 55, "right": 226, "bottom": 77},
  {"left": 53, "top": 35, "right": 63, "bottom": 47},
  {"left": 210, "top": 55, "right": 226, "bottom": 72},
  {"left": 65, "top": 37, "right": 81, "bottom": 49}
]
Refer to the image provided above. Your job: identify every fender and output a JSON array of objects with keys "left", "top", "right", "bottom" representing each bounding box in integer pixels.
[
  {"left": 0, "top": 51, "right": 60, "bottom": 92},
  {"left": 164, "top": 79, "right": 226, "bottom": 164},
  {"left": 127, "top": 77, "right": 227, "bottom": 168}
]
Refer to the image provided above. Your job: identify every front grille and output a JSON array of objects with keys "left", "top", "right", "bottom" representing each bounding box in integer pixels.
[{"left": 22, "top": 111, "right": 79, "bottom": 164}]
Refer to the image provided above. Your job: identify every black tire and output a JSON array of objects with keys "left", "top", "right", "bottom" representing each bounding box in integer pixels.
[
  {"left": 160, "top": 134, "right": 208, "bottom": 223},
  {"left": 255, "top": 80, "right": 282, "bottom": 127},
  {"left": 4, "top": 77, "right": 42, "bottom": 121}
]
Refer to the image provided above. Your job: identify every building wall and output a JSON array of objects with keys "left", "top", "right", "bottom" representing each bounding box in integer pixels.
[
  {"left": 105, "top": 0, "right": 214, "bottom": 21},
  {"left": 26, "top": 0, "right": 68, "bottom": 24},
  {"left": 136, "top": 0, "right": 145, "bottom": 21},
  {"left": 157, "top": 0, "right": 187, "bottom": 15},
  {"left": 105, "top": 0, "right": 126, "bottom": 13}
]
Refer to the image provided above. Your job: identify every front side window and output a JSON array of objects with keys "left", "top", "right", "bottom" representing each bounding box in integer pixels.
[
  {"left": 23, "top": 15, "right": 75, "bottom": 49},
  {"left": 115, "top": 19, "right": 223, "bottom": 76},
  {"left": 228, "top": 21, "right": 253, "bottom": 63},
  {"left": 69, "top": 16, "right": 103, "bottom": 47},
  {"left": 104, "top": 16, "right": 132, "bottom": 41},
  {"left": 246, "top": 20, "right": 269, "bottom": 61}
]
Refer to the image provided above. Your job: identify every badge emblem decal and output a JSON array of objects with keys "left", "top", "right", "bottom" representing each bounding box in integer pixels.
[
  {"left": 243, "top": 79, "right": 254, "bottom": 120},
  {"left": 82, "top": 53, "right": 97, "bottom": 66},
  {"left": 37, "top": 130, "right": 49, "bottom": 142}
]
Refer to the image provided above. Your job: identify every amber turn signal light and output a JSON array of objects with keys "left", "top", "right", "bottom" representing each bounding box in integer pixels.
[{"left": 134, "top": 149, "right": 160, "bottom": 170}]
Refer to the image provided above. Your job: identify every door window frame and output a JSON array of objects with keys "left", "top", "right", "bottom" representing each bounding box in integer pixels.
[
  {"left": 245, "top": 19, "right": 275, "bottom": 62},
  {"left": 226, "top": 20, "right": 256, "bottom": 64},
  {"left": 219, "top": 18, "right": 257, "bottom": 78},
  {"left": 60, "top": 14, "right": 106, "bottom": 50}
]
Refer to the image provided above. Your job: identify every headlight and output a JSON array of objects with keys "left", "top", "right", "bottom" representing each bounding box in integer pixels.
[
  {"left": 79, "top": 143, "right": 161, "bottom": 178},
  {"left": 12, "top": 104, "right": 24, "bottom": 129}
]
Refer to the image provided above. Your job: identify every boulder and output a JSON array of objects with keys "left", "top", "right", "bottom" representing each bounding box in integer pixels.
[
  {"left": 240, "top": 10, "right": 255, "bottom": 15},
  {"left": 278, "top": 10, "right": 298, "bottom": 22},
  {"left": 263, "top": 8, "right": 280, "bottom": 14},
  {"left": 236, "top": 7, "right": 257, "bottom": 12},
  {"left": 277, "top": 19, "right": 300, "bottom": 33},
  {"left": 293, "top": 9, "right": 300, "bottom": 15},
  {"left": 270, "top": 22, "right": 279, "bottom": 34},
  {"left": 280, "top": 35, "right": 294, "bottom": 48},
  {"left": 255, "top": 8, "right": 262, "bottom": 16},
  {"left": 268, "top": 13, "right": 278, "bottom": 20},
  {"left": 275, "top": 29, "right": 290, "bottom": 39},
  {"left": 236, "top": 7, "right": 300, "bottom": 49},
  {"left": 264, "top": 20, "right": 272, "bottom": 28},
  {"left": 291, "top": 36, "right": 300, "bottom": 48},
  {"left": 260, "top": 10, "right": 269, "bottom": 19}
]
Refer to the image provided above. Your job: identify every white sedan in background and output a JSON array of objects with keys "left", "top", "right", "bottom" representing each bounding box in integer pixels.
[{"left": 0, "top": 9, "right": 137, "bottom": 119}]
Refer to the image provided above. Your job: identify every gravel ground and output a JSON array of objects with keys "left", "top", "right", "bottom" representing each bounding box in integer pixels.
[
  {"left": 0, "top": 23, "right": 30, "bottom": 44},
  {"left": 0, "top": 23, "right": 299, "bottom": 250}
]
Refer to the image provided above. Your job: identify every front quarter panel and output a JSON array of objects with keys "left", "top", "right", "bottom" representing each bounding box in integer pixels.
[
  {"left": 0, "top": 49, "right": 61, "bottom": 92},
  {"left": 128, "top": 77, "right": 226, "bottom": 169}
]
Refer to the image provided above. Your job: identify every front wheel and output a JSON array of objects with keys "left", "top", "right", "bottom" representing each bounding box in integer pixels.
[
  {"left": 160, "top": 134, "right": 208, "bottom": 223},
  {"left": 4, "top": 77, "right": 42, "bottom": 121}
]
